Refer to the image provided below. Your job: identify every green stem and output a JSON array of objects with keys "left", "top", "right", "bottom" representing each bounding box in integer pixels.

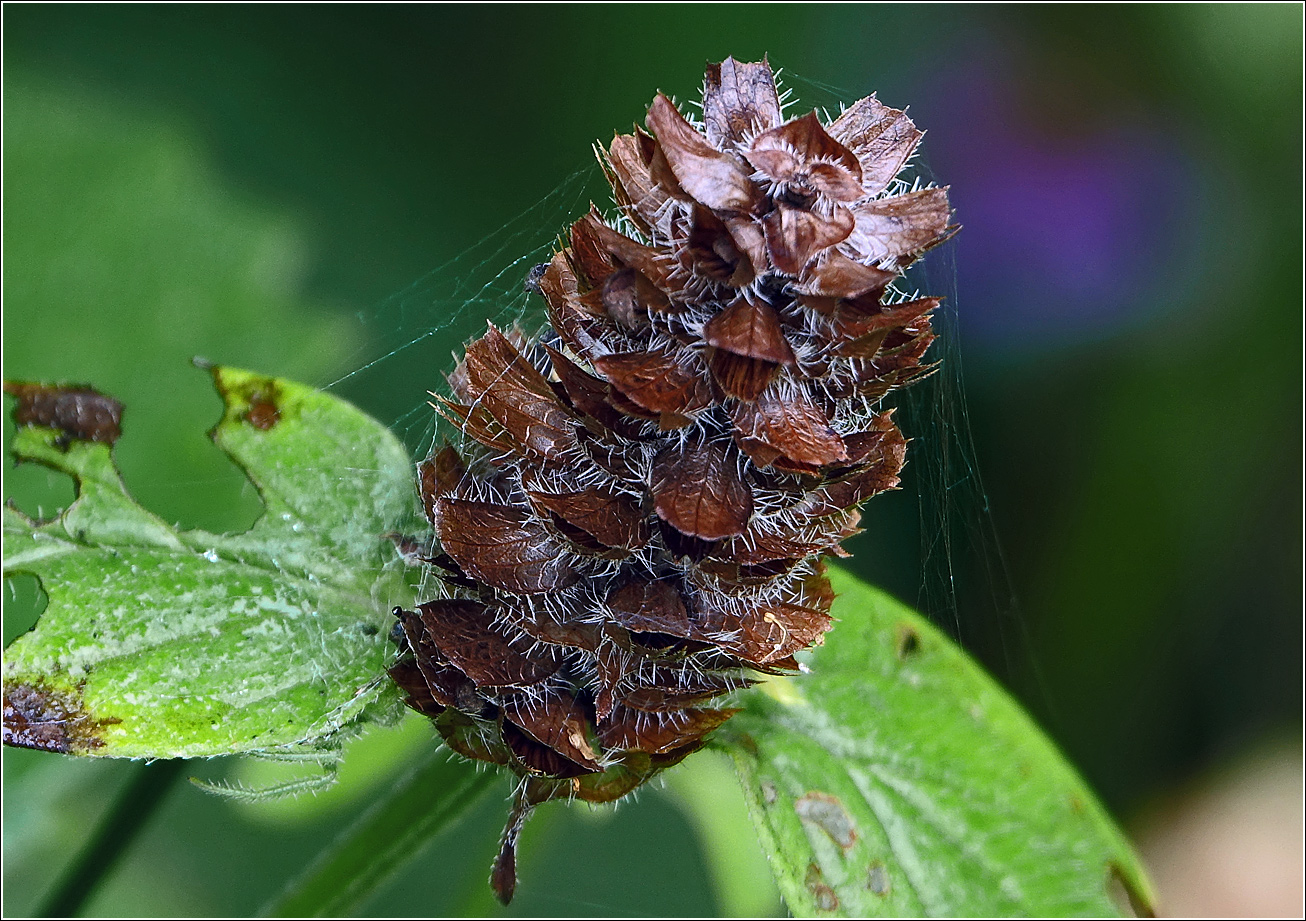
[
  {"left": 38, "top": 758, "right": 187, "bottom": 917},
  {"left": 260, "top": 748, "right": 501, "bottom": 917}
]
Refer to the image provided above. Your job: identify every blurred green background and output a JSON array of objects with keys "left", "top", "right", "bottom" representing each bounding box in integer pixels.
[{"left": 4, "top": 5, "right": 1301, "bottom": 917}]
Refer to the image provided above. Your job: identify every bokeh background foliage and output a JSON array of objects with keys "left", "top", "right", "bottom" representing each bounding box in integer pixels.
[{"left": 3, "top": 5, "right": 1301, "bottom": 917}]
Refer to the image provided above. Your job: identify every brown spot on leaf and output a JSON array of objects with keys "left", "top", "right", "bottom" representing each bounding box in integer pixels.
[
  {"left": 867, "top": 861, "right": 891, "bottom": 896},
  {"left": 895, "top": 623, "right": 921, "bottom": 660},
  {"left": 3, "top": 680, "right": 118, "bottom": 753},
  {"left": 245, "top": 388, "right": 281, "bottom": 430},
  {"left": 804, "top": 862, "right": 840, "bottom": 912},
  {"left": 796, "top": 791, "right": 859, "bottom": 852},
  {"left": 4, "top": 382, "right": 123, "bottom": 445}
]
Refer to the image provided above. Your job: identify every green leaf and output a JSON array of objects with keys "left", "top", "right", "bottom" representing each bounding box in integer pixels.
[
  {"left": 2, "top": 367, "right": 421, "bottom": 758},
  {"left": 260, "top": 746, "right": 502, "bottom": 917},
  {"left": 719, "top": 569, "right": 1157, "bottom": 918}
]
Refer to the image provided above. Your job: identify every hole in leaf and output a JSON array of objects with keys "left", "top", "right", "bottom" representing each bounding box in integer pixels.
[{"left": 3, "top": 574, "right": 48, "bottom": 646}]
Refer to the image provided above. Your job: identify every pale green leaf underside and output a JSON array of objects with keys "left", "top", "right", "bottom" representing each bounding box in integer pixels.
[
  {"left": 3, "top": 367, "right": 420, "bottom": 758},
  {"left": 720, "top": 569, "right": 1156, "bottom": 918}
]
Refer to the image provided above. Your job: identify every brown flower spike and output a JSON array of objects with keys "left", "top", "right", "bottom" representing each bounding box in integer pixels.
[{"left": 388, "top": 57, "right": 956, "bottom": 904}]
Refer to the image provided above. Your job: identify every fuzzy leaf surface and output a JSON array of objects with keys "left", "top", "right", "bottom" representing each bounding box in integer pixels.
[
  {"left": 720, "top": 569, "right": 1156, "bottom": 918},
  {"left": 2, "top": 367, "right": 419, "bottom": 758}
]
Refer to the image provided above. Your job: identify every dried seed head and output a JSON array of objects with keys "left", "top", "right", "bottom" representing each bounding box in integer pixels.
[{"left": 388, "top": 57, "right": 956, "bottom": 904}]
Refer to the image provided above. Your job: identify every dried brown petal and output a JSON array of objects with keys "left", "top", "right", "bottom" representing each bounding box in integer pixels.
[
  {"left": 846, "top": 187, "right": 953, "bottom": 265},
  {"left": 507, "top": 602, "right": 603, "bottom": 651},
  {"left": 646, "top": 94, "right": 760, "bottom": 213},
  {"left": 418, "top": 445, "right": 467, "bottom": 524},
  {"left": 464, "top": 325, "right": 580, "bottom": 459},
  {"left": 827, "top": 96, "right": 923, "bottom": 197},
  {"left": 694, "top": 574, "right": 835, "bottom": 664},
  {"left": 703, "top": 297, "right": 796, "bottom": 365},
  {"left": 731, "top": 388, "right": 848, "bottom": 469},
  {"left": 831, "top": 297, "right": 939, "bottom": 358},
  {"left": 434, "top": 398, "right": 522, "bottom": 457},
  {"left": 724, "top": 510, "right": 859, "bottom": 565},
  {"left": 541, "top": 253, "right": 611, "bottom": 362},
  {"left": 578, "top": 212, "right": 674, "bottom": 289},
  {"left": 500, "top": 690, "right": 602, "bottom": 772},
  {"left": 594, "top": 347, "right": 712, "bottom": 416},
  {"left": 750, "top": 111, "right": 862, "bottom": 178},
  {"left": 707, "top": 351, "right": 780, "bottom": 403},
  {"left": 730, "top": 599, "right": 834, "bottom": 663},
  {"left": 794, "top": 249, "right": 896, "bottom": 300},
  {"left": 618, "top": 671, "right": 747, "bottom": 713},
  {"left": 703, "top": 56, "right": 783, "bottom": 147},
  {"left": 435, "top": 498, "right": 579, "bottom": 594},
  {"left": 525, "top": 483, "right": 649, "bottom": 551},
  {"left": 651, "top": 440, "right": 753, "bottom": 540},
  {"left": 743, "top": 145, "right": 801, "bottom": 183},
  {"left": 763, "top": 203, "right": 856, "bottom": 275},
  {"left": 387, "top": 659, "right": 445, "bottom": 717},
  {"left": 685, "top": 205, "right": 757, "bottom": 287},
  {"left": 603, "top": 132, "right": 672, "bottom": 237},
  {"left": 606, "top": 579, "right": 694, "bottom": 637},
  {"left": 576, "top": 428, "right": 647, "bottom": 485},
  {"left": 417, "top": 599, "right": 563, "bottom": 689},
  {"left": 502, "top": 719, "right": 593, "bottom": 778},
  {"left": 600, "top": 266, "right": 669, "bottom": 329},
  {"left": 805, "top": 162, "right": 867, "bottom": 202},
  {"left": 567, "top": 209, "right": 620, "bottom": 287},
  {"left": 395, "top": 608, "right": 485, "bottom": 711},
  {"left": 597, "top": 703, "right": 737, "bottom": 755},
  {"left": 813, "top": 455, "right": 904, "bottom": 513}
]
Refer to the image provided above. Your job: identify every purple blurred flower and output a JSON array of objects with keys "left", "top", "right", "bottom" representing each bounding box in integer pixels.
[{"left": 922, "top": 57, "right": 1205, "bottom": 350}]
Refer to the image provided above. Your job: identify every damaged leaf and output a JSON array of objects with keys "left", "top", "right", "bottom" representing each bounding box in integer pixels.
[
  {"left": 2, "top": 368, "right": 421, "bottom": 758},
  {"left": 719, "top": 569, "right": 1156, "bottom": 917}
]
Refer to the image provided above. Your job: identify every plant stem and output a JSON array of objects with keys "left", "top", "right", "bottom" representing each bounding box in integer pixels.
[
  {"left": 260, "top": 748, "right": 501, "bottom": 917},
  {"left": 37, "top": 758, "right": 187, "bottom": 917}
]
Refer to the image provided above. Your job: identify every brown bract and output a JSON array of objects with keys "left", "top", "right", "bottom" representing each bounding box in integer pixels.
[{"left": 392, "top": 56, "right": 956, "bottom": 906}]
